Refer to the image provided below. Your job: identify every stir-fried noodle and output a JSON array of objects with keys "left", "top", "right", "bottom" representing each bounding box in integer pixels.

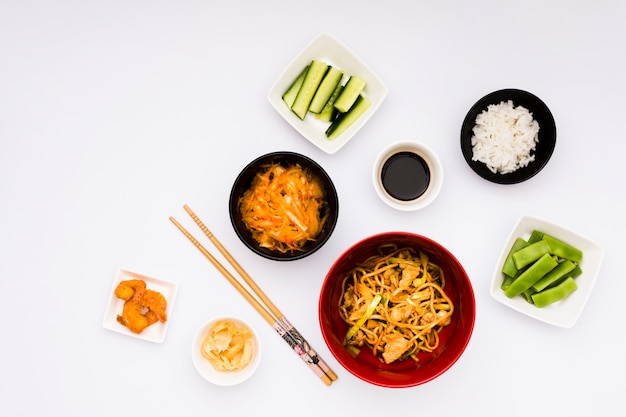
[{"left": 339, "top": 244, "right": 454, "bottom": 364}]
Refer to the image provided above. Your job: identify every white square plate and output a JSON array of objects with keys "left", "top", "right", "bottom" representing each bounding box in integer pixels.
[
  {"left": 490, "top": 214, "right": 603, "bottom": 328},
  {"left": 268, "top": 33, "right": 388, "bottom": 154},
  {"left": 102, "top": 268, "right": 177, "bottom": 343}
]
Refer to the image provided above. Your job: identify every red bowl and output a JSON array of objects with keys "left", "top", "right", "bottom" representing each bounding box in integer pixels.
[{"left": 318, "top": 232, "right": 476, "bottom": 388}]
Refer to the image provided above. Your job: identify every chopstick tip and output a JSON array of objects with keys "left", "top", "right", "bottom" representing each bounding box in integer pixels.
[
  {"left": 327, "top": 370, "right": 338, "bottom": 382},
  {"left": 322, "top": 374, "right": 333, "bottom": 386}
]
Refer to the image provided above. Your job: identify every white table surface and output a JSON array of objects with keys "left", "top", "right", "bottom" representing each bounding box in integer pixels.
[{"left": 1, "top": 1, "right": 625, "bottom": 416}]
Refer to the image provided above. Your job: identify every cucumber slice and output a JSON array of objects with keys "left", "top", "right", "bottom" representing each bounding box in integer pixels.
[
  {"left": 333, "top": 75, "right": 366, "bottom": 113},
  {"left": 309, "top": 67, "right": 344, "bottom": 114},
  {"left": 282, "top": 65, "right": 309, "bottom": 108},
  {"left": 315, "top": 84, "right": 343, "bottom": 122},
  {"left": 325, "top": 95, "right": 371, "bottom": 140},
  {"left": 291, "top": 60, "right": 329, "bottom": 120}
]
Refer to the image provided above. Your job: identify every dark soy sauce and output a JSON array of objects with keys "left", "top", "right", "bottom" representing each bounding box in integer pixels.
[{"left": 381, "top": 151, "right": 431, "bottom": 201}]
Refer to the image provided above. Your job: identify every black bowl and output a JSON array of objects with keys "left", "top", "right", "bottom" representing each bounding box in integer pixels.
[
  {"left": 229, "top": 151, "right": 339, "bottom": 261},
  {"left": 460, "top": 89, "right": 557, "bottom": 184}
]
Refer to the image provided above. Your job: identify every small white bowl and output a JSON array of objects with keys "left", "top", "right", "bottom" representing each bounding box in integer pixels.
[
  {"left": 192, "top": 316, "right": 262, "bottom": 386},
  {"left": 102, "top": 268, "right": 177, "bottom": 343},
  {"left": 372, "top": 141, "right": 443, "bottom": 211},
  {"left": 268, "top": 32, "right": 388, "bottom": 154},
  {"left": 490, "top": 215, "right": 604, "bottom": 328}
]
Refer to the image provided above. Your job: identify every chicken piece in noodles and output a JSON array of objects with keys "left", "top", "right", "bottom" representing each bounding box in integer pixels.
[
  {"left": 381, "top": 335, "right": 412, "bottom": 364},
  {"left": 389, "top": 304, "right": 415, "bottom": 322}
]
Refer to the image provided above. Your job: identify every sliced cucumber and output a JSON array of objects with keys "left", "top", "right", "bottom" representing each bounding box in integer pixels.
[
  {"left": 315, "top": 84, "right": 343, "bottom": 122},
  {"left": 291, "top": 60, "right": 329, "bottom": 120},
  {"left": 282, "top": 65, "right": 309, "bottom": 108},
  {"left": 308, "top": 67, "right": 344, "bottom": 114},
  {"left": 325, "top": 95, "right": 371, "bottom": 140},
  {"left": 333, "top": 75, "right": 366, "bottom": 113},
  {"left": 282, "top": 61, "right": 372, "bottom": 140}
]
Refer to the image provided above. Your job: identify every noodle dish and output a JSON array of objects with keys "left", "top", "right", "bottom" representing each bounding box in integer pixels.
[{"left": 319, "top": 232, "right": 475, "bottom": 388}]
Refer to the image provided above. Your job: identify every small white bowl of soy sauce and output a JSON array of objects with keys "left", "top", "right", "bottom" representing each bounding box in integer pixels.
[{"left": 373, "top": 141, "right": 443, "bottom": 211}]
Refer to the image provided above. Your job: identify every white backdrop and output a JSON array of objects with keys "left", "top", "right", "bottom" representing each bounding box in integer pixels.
[{"left": 1, "top": 1, "right": 625, "bottom": 416}]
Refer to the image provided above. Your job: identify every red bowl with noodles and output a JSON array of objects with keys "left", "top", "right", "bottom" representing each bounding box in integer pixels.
[{"left": 318, "top": 232, "right": 476, "bottom": 388}]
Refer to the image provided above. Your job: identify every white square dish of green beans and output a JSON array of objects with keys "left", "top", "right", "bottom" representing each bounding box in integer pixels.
[{"left": 490, "top": 214, "right": 603, "bottom": 328}]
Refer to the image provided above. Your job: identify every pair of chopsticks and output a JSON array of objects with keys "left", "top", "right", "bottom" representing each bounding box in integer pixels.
[{"left": 170, "top": 204, "right": 337, "bottom": 386}]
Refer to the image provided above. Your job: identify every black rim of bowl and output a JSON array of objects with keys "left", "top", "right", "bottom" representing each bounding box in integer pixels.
[
  {"left": 460, "top": 88, "right": 557, "bottom": 184},
  {"left": 229, "top": 151, "right": 339, "bottom": 261}
]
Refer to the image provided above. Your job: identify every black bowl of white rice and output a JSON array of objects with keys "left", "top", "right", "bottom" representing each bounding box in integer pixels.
[{"left": 460, "top": 89, "right": 556, "bottom": 184}]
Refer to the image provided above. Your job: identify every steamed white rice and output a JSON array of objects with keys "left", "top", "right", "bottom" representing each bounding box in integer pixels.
[{"left": 471, "top": 100, "right": 540, "bottom": 174}]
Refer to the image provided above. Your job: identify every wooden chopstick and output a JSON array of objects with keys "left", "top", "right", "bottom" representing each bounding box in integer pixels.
[
  {"left": 169, "top": 207, "right": 337, "bottom": 385},
  {"left": 181, "top": 205, "right": 338, "bottom": 382}
]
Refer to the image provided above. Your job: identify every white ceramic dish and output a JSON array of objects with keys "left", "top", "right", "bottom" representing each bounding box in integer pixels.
[
  {"left": 268, "top": 32, "right": 388, "bottom": 154},
  {"left": 192, "top": 316, "right": 262, "bottom": 386},
  {"left": 372, "top": 141, "right": 443, "bottom": 211},
  {"left": 490, "top": 215, "right": 603, "bottom": 328},
  {"left": 102, "top": 268, "right": 177, "bottom": 343}
]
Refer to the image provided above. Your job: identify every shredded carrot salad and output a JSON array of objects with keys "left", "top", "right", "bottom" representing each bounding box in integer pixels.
[{"left": 238, "top": 162, "right": 329, "bottom": 253}]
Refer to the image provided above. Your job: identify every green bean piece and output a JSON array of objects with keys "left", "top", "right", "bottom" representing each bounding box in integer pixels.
[
  {"left": 502, "top": 237, "right": 529, "bottom": 278},
  {"left": 532, "top": 259, "right": 577, "bottom": 292},
  {"left": 542, "top": 234, "right": 583, "bottom": 263},
  {"left": 512, "top": 240, "right": 552, "bottom": 270},
  {"left": 522, "top": 288, "right": 536, "bottom": 304},
  {"left": 528, "top": 230, "right": 545, "bottom": 244},
  {"left": 505, "top": 253, "right": 559, "bottom": 298},
  {"left": 501, "top": 275, "right": 515, "bottom": 290},
  {"left": 531, "top": 277, "right": 578, "bottom": 307},
  {"left": 568, "top": 265, "right": 583, "bottom": 279}
]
